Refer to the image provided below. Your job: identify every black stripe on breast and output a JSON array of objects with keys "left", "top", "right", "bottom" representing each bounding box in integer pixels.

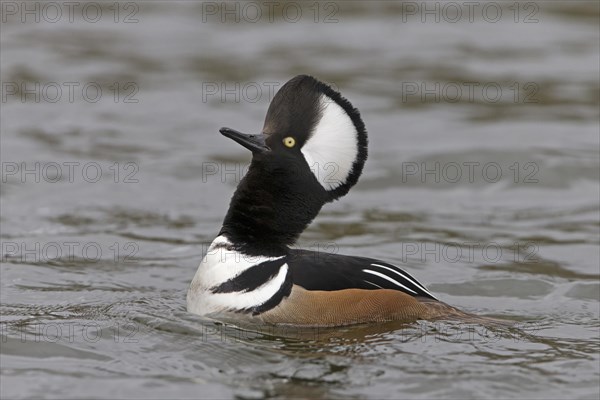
[
  {"left": 210, "top": 258, "right": 285, "bottom": 294},
  {"left": 249, "top": 271, "right": 293, "bottom": 316}
]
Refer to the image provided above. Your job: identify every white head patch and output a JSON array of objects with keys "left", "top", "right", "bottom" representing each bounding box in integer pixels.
[{"left": 301, "top": 95, "right": 358, "bottom": 191}]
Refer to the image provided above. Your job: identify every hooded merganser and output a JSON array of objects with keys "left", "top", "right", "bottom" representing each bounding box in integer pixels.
[{"left": 187, "top": 75, "right": 467, "bottom": 326}]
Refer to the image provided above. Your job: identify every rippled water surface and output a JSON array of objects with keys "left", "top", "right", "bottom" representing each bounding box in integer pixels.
[{"left": 1, "top": 2, "right": 599, "bottom": 399}]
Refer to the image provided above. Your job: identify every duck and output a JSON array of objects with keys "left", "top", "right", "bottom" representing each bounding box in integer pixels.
[{"left": 187, "top": 74, "right": 471, "bottom": 327}]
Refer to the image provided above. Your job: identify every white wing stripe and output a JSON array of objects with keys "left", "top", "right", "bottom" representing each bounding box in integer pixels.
[
  {"left": 370, "top": 263, "right": 434, "bottom": 297},
  {"left": 362, "top": 269, "right": 417, "bottom": 294}
]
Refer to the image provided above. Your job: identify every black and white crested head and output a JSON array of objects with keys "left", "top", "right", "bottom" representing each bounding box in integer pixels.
[
  {"left": 262, "top": 75, "right": 368, "bottom": 201},
  {"left": 218, "top": 75, "right": 368, "bottom": 254}
]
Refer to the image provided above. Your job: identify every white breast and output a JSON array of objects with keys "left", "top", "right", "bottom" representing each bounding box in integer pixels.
[{"left": 186, "top": 236, "right": 286, "bottom": 316}]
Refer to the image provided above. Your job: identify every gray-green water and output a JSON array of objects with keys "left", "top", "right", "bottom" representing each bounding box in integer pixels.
[{"left": 1, "top": 1, "right": 599, "bottom": 399}]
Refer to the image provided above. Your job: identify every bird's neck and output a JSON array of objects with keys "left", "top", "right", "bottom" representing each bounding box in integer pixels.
[{"left": 220, "top": 161, "right": 326, "bottom": 256}]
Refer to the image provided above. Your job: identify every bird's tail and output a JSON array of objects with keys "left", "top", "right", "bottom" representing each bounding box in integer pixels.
[{"left": 421, "top": 299, "right": 516, "bottom": 328}]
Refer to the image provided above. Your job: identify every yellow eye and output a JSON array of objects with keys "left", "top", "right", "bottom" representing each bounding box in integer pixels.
[{"left": 283, "top": 137, "right": 296, "bottom": 148}]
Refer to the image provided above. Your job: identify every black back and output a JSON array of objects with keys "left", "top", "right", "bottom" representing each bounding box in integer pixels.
[{"left": 287, "top": 249, "right": 437, "bottom": 300}]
